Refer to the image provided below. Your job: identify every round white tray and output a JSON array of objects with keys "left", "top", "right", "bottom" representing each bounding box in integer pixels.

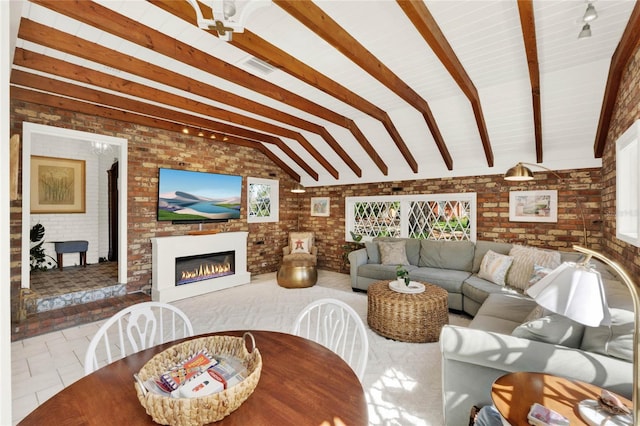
[
  {"left": 578, "top": 400, "right": 632, "bottom": 426},
  {"left": 389, "top": 280, "right": 425, "bottom": 294}
]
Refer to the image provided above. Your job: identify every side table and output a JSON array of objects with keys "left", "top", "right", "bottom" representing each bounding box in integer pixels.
[
  {"left": 277, "top": 259, "right": 317, "bottom": 288},
  {"left": 491, "top": 372, "right": 632, "bottom": 425}
]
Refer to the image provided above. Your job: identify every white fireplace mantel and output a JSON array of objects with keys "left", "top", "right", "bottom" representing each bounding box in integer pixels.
[{"left": 151, "top": 231, "right": 250, "bottom": 303}]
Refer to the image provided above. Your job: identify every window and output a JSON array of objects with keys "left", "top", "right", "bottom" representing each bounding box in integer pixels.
[
  {"left": 345, "top": 193, "right": 476, "bottom": 242},
  {"left": 616, "top": 119, "right": 640, "bottom": 247},
  {"left": 247, "top": 177, "right": 279, "bottom": 223}
]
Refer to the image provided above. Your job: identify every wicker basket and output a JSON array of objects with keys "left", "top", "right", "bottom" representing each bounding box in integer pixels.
[{"left": 134, "top": 333, "right": 262, "bottom": 426}]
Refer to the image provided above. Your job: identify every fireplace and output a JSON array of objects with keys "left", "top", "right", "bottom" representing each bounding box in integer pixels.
[
  {"left": 151, "top": 232, "right": 250, "bottom": 302},
  {"left": 175, "top": 251, "right": 235, "bottom": 286}
]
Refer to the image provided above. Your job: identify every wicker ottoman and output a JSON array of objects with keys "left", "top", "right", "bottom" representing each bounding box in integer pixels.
[{"left": 367, "top": 280, "right": 449, "bottom": 343}]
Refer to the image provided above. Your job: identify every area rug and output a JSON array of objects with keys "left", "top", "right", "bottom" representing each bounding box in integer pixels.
[{"left": 173, "top": 270, "right": 471, "bottom": 425}]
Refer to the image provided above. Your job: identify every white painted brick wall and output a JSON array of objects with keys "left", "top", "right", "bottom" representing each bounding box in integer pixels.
[{"left": 30, "top": 135, "right": 115, "bottom": 268}]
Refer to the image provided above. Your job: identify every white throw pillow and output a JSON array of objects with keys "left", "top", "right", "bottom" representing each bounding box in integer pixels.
[
  {"left": 291, "top": 237, "right": 309, "bottom": 254},
  {"left": 378, "top": 241, "right": 410, "bottom": 266},
  {"left": 477, "top": 250, "right": 514, "bottom": 286}
]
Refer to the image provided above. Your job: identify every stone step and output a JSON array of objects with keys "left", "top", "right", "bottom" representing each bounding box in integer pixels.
[{"left": 34, "top": 283, "right": 127, "bottom": 313}]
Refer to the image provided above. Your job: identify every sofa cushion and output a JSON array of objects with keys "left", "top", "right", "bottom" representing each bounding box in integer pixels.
[
  {"left": 419, "top": 240, "right": 475, "bottom": 271},
  {"left": 374, "top": 237, "right": 421, "bottom": 266},
  {"left": 579, "top": 279, "right": 633, "bottom": 362},
  {"left": 365, "top": 242, "right": 380, "bottom": 264},
  {"left": 357, "top": 263, "right": 418, "bottom": 281},
  {"left": 378, "top": 241, "right": 410, "bottom": 265},
  {"left": 477, "top": 250, "right": 514, "bottom": 286},
  {"left": 512, "top": 314, "right": 585, "bottom": 348},
  {"left": 472, "top": 241, "right": 513, "bottom": 273},
  {"left": 409, "top": 267, "right": 470, "bottom": 294},
  {"left": 580, "top": 308, "right": 633, "bottom": 362},
  {"left": 506, "top": 245, "right": 561, "bottom": 291},
  {"left": 462, "top": 275, "right": 520, "bottom": 307},
  {"left": 473, "top": 293, "right": 536, "bottom": 325}
]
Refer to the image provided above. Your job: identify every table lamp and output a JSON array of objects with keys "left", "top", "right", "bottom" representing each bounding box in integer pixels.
[{"left": 526, "top": 245, "right": 638, "bottom": 425}]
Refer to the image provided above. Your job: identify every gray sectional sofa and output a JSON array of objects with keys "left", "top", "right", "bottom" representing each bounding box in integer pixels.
[
  {"left": 348, "top": 237, "right": 583, "bottom": 316},
  {"left": 348, "top": 237, "right": 633, "bottom": 425}
]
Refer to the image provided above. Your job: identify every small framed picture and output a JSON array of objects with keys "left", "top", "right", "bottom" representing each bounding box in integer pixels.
[
  {"left": 311, "top": 197, "right": 330, "bottom": 217},
  {"left": 509, "top": 190, "right": 558, "bottom": 223}
]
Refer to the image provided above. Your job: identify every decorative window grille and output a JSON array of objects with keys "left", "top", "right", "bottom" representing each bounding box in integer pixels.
[
  {"left": 247, "top": 177, "right": 279, "bottom": 223},
  {"left": 345, "top": 193, "right": 476, "bottom": 242}
]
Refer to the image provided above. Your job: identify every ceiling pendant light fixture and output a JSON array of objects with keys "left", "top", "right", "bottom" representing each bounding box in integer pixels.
[{"left": 186, "top": 0, "right": 272, "bottom": 42}]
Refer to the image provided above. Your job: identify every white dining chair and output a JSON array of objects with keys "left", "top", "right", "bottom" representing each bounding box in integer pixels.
[
  {"left": 84, "top": 301, "right": 194, "bottom": 375},
  {"left": 292, "top": 298, "right": 369, "bottom": 380}
]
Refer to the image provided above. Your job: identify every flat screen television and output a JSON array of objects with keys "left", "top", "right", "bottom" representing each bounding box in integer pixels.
[{"left": 157, "top": 168, "right": 243, "bottom": 223}]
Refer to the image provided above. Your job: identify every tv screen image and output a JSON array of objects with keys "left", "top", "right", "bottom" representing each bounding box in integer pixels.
[{"left": 157, "top": 168, "right": 243, "bottom": 222}]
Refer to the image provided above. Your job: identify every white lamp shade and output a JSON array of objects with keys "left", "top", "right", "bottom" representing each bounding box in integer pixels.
[{"left": 526, "top": 262, "right": 611, "bottom": 327}]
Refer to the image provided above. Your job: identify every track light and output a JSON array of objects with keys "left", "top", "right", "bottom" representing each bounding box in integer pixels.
[
  {"left": 578, "top": 22, "right": 592, "bottom": 39},
  {"left": 583, "top": 3, "right": 598, "bottom": 22}
]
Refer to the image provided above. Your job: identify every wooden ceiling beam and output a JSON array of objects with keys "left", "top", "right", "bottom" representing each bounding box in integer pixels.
[
  {"left": 517, "top": 0, "right": 543, "bottom": 163},
  {"left": 594, "top": 1, "right": 640, "bottom": 158},
  {"left": 28, "top": 0, "right": 380, "bottom": 177},
  {"left": 10, "top": 70, "right": 314, "bottom": 180},
  {"left": 10, "top": 86, "right": 301, "bottom": 180},
  {"left": 17, "top": 19, "right": 338, "bottom": 179},
  {"left": 397, "top": 0, "right": 494, "bottom": 167},
  {"left": 274, "top": 0, "right": 453, "bottom": 170},
  {"left": 148, "top": 0, "right": 412, "bottom": 174}
]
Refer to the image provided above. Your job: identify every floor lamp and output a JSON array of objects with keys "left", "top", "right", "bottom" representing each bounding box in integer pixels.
[{"left": 526, "top": 245, "right": 638, "bottom": 425}]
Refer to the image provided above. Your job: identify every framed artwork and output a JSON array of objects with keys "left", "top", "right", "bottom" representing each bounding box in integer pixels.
[
  {"left": 31, "top": 155, "right": 86, "bottom": 213},
  {"left": 311, "top": 197, "right": 330, "bottom": 217},
  {"left": 509, "top": 190, "right": 557, "bottom": 223}
]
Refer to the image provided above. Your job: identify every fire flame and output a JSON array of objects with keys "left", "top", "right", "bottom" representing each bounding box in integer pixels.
[{"left": 181, "top": 262, "right": 232, "bottom": 281}]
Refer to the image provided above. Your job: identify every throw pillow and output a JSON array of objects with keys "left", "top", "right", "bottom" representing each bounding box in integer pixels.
[
  {"left": 512, "top": 314, "right": 585, "bottom": 348},
  {"left": 524, "top": 304, "right": 549, "bottom": 322},
  {"left": 507, "top": 245, "right": 561, "bottom": 291},
  {"left": 365, "top": 242, "right": 380, "bottom": 264},
  {"left": 378, "top": 241, "right": 410, "bottom": 266},
  {"left": 528, "top": 264, "right": 554, "bottom": 287},
  {"left": 477, "top": 250, "right": 514, "bottom": 286},
  {"left": 291, "top": 237, "right": 309, "bottom": 254}
]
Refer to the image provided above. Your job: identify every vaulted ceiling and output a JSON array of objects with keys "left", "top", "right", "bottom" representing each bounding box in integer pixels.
[{"left": 8, "top": 0, "right": 640, "bottom": 187}]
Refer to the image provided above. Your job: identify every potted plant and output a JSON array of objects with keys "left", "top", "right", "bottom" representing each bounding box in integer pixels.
[{"left": 396, "top": 265, "right": 410, "bottom": 286}]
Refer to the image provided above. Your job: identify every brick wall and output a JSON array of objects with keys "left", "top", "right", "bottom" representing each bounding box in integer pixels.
[
  {"left": 10, "top": 100, "right": 299, "bottom": 296},
  {"left": 14, "top": 86, "right": 627, "bottom": 293},
  {"left": 297, "top": 170, "right": 603, "bottom": 273},
  {"left": 601, "top": 43, "right": 640, "bottom": 278}
]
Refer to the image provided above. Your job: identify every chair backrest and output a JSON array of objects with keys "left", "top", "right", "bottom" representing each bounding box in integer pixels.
[
  {"left": 292, "top": 298, "right": 368, "bottom": 380},
  {"left": 84, "top": 301, "right": 194, "bottom": 375}
]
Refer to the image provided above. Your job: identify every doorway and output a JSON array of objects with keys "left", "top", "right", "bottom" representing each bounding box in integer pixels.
[{"left": 21, "top": 123, "right": 128, "bottom": 290}]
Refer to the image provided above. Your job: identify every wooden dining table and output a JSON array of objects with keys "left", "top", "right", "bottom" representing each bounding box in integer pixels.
[{"left": 18, "top": 330, "right": 368, "bottom": 425}]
